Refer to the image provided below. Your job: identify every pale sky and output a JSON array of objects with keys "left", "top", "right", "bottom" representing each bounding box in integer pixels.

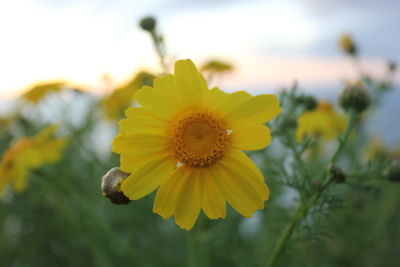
[{"left": 0, "top": 0, "right": 399, "bottom": 98}]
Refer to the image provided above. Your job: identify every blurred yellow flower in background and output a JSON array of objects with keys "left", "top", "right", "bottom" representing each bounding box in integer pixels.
[
  {"left": 338, "top": 34, "right": 357, "bottom": 56},
  {"left": 296, "top": 101, "right": 346, "bottom": 142},
  {"left": 112, "top": 59, "right": 282, "bottom": 230},
  {"left": 22, "top": 82, "right": 65, "bottom": 103},
  {"left": 0, "top": 125, "right": 68, "bottom": 193},
  {"left": 364, "top": 137, "right": 388, "bottom": 159},
  {"left": 200, "top": 59, "right": 233, "bottom": 74},
  {"left": 102, "top": 71, "right": 155, "bottom": 120}
]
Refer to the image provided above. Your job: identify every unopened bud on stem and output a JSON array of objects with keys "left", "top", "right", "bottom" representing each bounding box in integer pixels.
[
  {"left": 339, "top": 81, "right": 371, "bottom": 113},
  {"left": 330, "top": 164, "right": 346, "bottom": 183},
  {"left": 139, "top": 16, "right": 156, "bottom": 32},
  {"left": 339, "top": 34, "right": 357, "bottom": 56},
  {"left": 101, "top": 168, "right": 130, "bottom": 204}
]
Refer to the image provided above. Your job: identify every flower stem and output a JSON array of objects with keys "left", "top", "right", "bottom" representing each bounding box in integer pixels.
[
  {"left": 265, "top": 178, "right": 331, "bottom": 267},
  {"left": 265, "top": 109, "right": 358, "bottom": 267},
  {"left": 186, "top": 230, "right": 197, "bottom": 267},
  {"left": 331, "top": 109, "right": 358, "bottom": 164},
  {"left": 150, "top": 31, "right": 167, "bottom": 73}
]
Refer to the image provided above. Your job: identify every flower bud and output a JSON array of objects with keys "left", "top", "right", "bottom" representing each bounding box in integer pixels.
[
  {"left": 139, "top": 16, "right": 156, "bottom": 32},
  {"left": 388, "top": 61, "right": 397, "bottom": 72},
  {"left": 338, "top": 34, "right": 357, "bottom": 56},
  {"left": 101, "top": 168, "right": 130, "bottom": 204},
  {"left": 330, "top": 164, "right": 346, "bottom": 183},
  {"left": 299, "top": 95, "right": 317, "bottom": 111},
  {"left": 276, "top": 115, "right": 297, "bottom": 132},
  {"left": 339, "top": 81, "right": 371, "bottom": 113}
]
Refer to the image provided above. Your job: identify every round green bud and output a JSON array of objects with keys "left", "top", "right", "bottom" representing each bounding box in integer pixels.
[
  {"left": 339, "top": 81, "right": 371, "bottom": 113},
  {"left": 303, "top": 95, "right": 317, "bottom": 110},
  {"left": 330, "top": 164, "right": 346, "bottom": 183},
  {"left": 139, "top": 16, "right": 156, "bottom": 32}
]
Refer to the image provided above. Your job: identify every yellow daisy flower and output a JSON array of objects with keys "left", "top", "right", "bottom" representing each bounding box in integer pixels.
[
  {"left": 296, "top": 101, "right": 346, "bottom": 142},
  {"left": 112, "top": 59, "right": 282, "bottom": 230},
  {"left": 0, "top": 125, "right": 68, "bottom": 193}
]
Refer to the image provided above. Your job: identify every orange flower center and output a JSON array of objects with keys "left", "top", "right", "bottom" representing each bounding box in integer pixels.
[{"left": 168, "top": 108, "right": 230, "bottom": 168}]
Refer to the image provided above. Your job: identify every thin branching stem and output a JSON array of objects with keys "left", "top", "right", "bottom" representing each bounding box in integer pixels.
[{"left": 265, "top": 109, "right": 358, "bottom": 267}]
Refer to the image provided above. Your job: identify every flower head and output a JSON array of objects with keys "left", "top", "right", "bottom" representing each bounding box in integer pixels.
[
  {"left": 112, "top": 59, "right": 282, "bottom": 230},
  {"left": 296, "top": 101, "right": 346, "bottom": 142},
  {"left": 0, "top": 125, "right": 68, "bottom": 193}
]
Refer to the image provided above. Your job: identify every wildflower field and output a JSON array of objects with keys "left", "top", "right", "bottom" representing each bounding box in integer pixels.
[{"left": 1, "top": 8, "right": 400, "bottom": 267}]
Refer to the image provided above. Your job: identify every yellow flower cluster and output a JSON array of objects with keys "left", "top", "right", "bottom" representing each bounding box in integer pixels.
[
  {"left": 112, "top": 59, "right": 282, "bottom": 230},
  {"left": 0, "top": 125, "right": 68, "bottom": 193},
  {"left": 296, "top": 101, "right": 346, "bottom": 142}
]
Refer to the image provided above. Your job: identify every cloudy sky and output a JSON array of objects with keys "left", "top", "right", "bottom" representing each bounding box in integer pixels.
[{"left": 0, "top": 0, "right": 399, "bottom": 98}]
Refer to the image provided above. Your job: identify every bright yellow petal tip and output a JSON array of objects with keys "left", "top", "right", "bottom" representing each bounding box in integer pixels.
[{"left": 112, "top": 59, "right": 282, "bottom": 230}]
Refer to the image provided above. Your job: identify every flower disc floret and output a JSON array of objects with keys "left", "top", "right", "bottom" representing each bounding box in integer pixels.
[{"left": 169, "top": 108, "right": 230, "bottom": 168}]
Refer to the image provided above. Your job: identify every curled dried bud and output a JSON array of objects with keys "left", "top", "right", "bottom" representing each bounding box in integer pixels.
[
  {"left": 339, "top": 81, "right": 371, "bottom": 113},
  {"left": 330, "top": 164, "right": 346, "bottom": 183},
  {"left": 101, "top": 168, "right": 130, "bottom": 204}
]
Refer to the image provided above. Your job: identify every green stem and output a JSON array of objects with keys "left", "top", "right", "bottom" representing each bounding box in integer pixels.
[
  {"left": 265, "top": 109, "right": 358, "bottom": 267},
  {"left": 34, "top": 169, "right": 138, "bottom": 264},
  {"left": 186, "top": 230, "right": 197, "bottom": 267},
  {"left": 265, "top": 179, "right": 331, "bottom": 267},
  {"left": 150, "top": 31, "right": 167, "bottom": 73},
  {"left": 331, "top": 109, "right": 358, "bottom": 164}
]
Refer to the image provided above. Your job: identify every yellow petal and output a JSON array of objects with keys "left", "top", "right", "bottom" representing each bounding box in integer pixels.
[
  {"left": 153, "top": 166, "right": 192, "bottom": 219},
  {"left": 120, "top": 151, "right": 168, "bottom": 174},
  {"left": 112, "top": 132, "right": 167, "bottom": 155},
  {"left": 121, "top": 155, "right": 176, "bottom": 200},
  {"left": 232, "top": 125, "right": 271, "bottom": 151},
  {"left": 120, "top": 107, "right": 167, "bottom": 134},
  {"left": 202, "top": 173, "right": 226, "bottom": 219},
  {"left": 12, "top": 163, "right": 29, "bottom": 193},
  {"left": 212, "top": 150, "right": 269, "bottom": 217},
  {"left": 153, "top": 74, "right": 185, "bottom": 109},
  {"left": 174, "top": 169, "right": 203, "bottom": 230},
  {"left": 135, "top": 85, "right": 179, "bottom": 120},
  {"left": 174, "top": 59, "right": 208, "bottom": 107},
  {"left": 205, "top": 88, "right": 250, "bottom": 116},
  {"left": 34, "top": 139, "right": 68, "bottom": 163},
  {"left": 225, "top": 94, "right": 282, "bottom": 129}
]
